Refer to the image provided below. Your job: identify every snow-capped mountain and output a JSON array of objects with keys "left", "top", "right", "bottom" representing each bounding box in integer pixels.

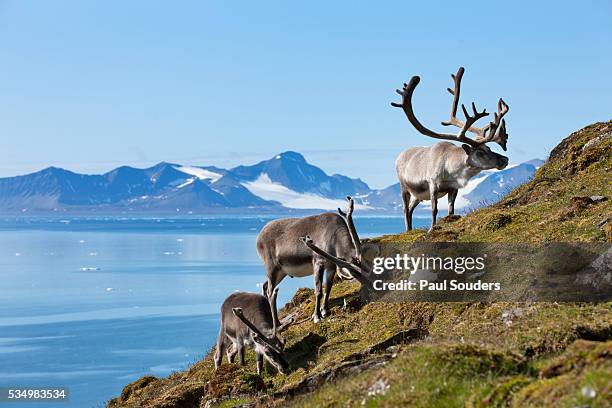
[
  {"left": 230, "top": 151, "right": 370, "bottom": 210},
  {"left": 463, "top": 159, "right": 544, "bottom": 208},
  {"left": 0, "top": 152, "right": 541, "bottom": 214}
]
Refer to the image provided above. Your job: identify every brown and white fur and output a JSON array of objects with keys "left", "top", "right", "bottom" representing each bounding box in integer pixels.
[
  {"left": 257, "top": 197, "right": 362, "bottom": 323},
  {"left": 214, "top": 288, "right": 292, "bottom": 375},
  {"left": 392, "top": 67, "right": 511, "bottom": 232},
  {"left": 396, "top": 142, "right": 507, "bottom": 231}
]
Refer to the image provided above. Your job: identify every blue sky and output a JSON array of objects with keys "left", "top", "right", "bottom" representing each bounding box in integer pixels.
[{"left": 0, "top": 1, "right": 610, "bottom": 188}]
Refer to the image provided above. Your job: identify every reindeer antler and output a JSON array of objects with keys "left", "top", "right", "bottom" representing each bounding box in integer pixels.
[
  {"left": 392, "top": 67, "right": 509, "bottom": 150},
  {"left": 300, "top": 236, "right": 369, "bottom": 284},
  {"left": 269, "top": 287, "right": 282, "bottom": 335},
  {"left": 337, "top": 196, "right": 361, "bottom": 258},
  {"left": 232, "top": 307, "right": 282, "bottom": 353},
  {"left": 479, "top": 98, "right": 509, "bottom": 150}
]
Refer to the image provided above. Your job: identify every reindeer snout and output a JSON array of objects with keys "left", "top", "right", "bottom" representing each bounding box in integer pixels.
[{"left": 497, "top": 156, "right": 509, "bottom": 169}]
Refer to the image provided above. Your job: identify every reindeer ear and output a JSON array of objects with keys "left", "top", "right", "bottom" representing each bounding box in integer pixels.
[{"left": 461, "top": 144, "right": 473, "bottom": 155}]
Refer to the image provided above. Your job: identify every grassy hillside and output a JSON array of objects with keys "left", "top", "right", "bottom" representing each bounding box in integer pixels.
[{"left": 108, "top": 121, "right": 611, "bottom": 408}]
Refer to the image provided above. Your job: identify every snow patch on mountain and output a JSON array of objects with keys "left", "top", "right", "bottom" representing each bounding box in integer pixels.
[
  {"left": 419, "top": 170, "right": 492, "bottom": 212},
  {"left": 243, "top": 173, "right": 371, "bottom": 210},
  {"left": 173, "top": 166, "right": 222, "bottom": 182},
  {"left": 175, "top": 178, "right": 195, "bottom": 189},
  {"left": 453, "top": 173, "right": 490, "bottom": 209}
]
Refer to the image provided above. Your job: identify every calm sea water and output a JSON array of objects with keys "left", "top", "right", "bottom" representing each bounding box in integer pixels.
[{"left": 0, "top": 216, "right": 420, "bottom": 407}]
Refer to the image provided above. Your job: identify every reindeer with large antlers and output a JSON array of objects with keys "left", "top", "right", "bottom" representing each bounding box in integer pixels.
[
  {"left": 214, "top": 287, "right": 294, "bottom": 375},
  {"left": 257, "top": 197, "right": 363, "bottom": 323},
  {"left": 391, "top": 67, "right": 510, "bottom": 232}
]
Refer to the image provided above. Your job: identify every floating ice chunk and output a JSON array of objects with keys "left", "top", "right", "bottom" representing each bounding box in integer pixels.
[
  {"left": 89, "top": 252, "right": 98, "bottom": 256},
  {"left": 80, "top": 267, "right": 100, "bottom": 271},
  {"left": 176, "top": 238, "right": 184, "bottom": 242},
  {"left": 15, "top": 252, "right": 21, "bottom": 256},
  {"left": 106, "top": 287, "right": 114, "bottom": 292},
  {"left": 163, "top": 251, "right": 176, "bottom": 255},
  {"left": 79, "top": 240, "right": 86, "bottom": 243}
]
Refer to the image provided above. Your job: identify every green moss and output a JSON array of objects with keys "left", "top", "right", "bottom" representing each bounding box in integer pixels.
[
  {"left": 108, "top": 122, "right": 612, "bottom": 408},
  {"left": 214, "top": 397, "right": 251, "bottom": 408},
  {"left": 468, "top": 376, "right": 533, "bottom": 408},
  {"left": 108, "top": 376, "right": 160, "bottom": 407},
  {"left": 511, "top": 340, "right": 612, "bottom": 408},
  {"left": 484, "top": 213, "right": 512, "bottom": 231},
  {"left": 290, "top": 343, "right": 528, "bottom": 408}
]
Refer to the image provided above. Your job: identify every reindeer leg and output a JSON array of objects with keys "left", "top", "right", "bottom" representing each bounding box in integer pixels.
[
  {"left": 226, "top": 342, "right": 237, "bottom": 364},
  {"left": 448, "top": 189, "right": 458, "bottom": 216},
  {"left": 312, "top": 261, "right": 325, "bottom": 323},
  {"left": 408, "top": 196, "right": 420, "bottom": 230},
  {"left": 429, "top": 185, "right": 438, "bottom": 232},
  {"left": 214, "top": 332, "right": 226, "bottom": 369},
  {"left": 256, "top": 353, "right": 264, "bottom": 375},
  {"left": 238, "top": 343, "right": 245, "bottom": 366},
  {"left": 321, "top": 266, "right": 336, "bottom": 318},
  {"left": 266, "top": 266, "right": 286, "bottom": 327},
  {"left": 401, "top": 189, "right": 412, "bottom": 231}
]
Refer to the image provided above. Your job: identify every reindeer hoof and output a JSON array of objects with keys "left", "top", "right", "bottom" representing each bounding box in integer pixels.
[
  {"left": 312, "top": 314, "right": 321, "bottom": 323},
  {"left": 321, "top": 308, "right": 329, "bottom": 318}
]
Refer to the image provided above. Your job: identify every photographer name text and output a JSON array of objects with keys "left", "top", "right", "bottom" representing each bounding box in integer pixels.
[{"left": 372, "top": 279, "right": 501, "bottom": 292}]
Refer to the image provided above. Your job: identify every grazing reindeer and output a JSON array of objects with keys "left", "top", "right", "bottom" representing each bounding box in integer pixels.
[
  {"left": 257, "top": 197, "right": 362, "bottom": 323},
  {"left": 214, "top": 288, "right": 293, "bottom": 375},
  {"left": 391, "top": 67, "right": 510, "bottom": 232}
]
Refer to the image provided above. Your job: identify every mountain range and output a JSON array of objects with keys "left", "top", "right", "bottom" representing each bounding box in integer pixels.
[{"left": 0, "top": 152, "right": 542, "bottom": 214}]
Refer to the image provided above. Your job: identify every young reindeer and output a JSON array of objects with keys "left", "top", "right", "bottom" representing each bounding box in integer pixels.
[
  {"left": 391, "top": 67, "right": 510, "bottom": 232},
  {"left": 214, "top": 287, "right": 293, "bottom": 375},
  {"left": 257, "top": 197, "right": 362, "bottom": 323}
]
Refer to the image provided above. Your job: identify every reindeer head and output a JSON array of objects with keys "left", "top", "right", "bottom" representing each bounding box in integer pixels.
[
  {"left": 300, "top": 194, "right": 379, "bottom": 287},
  {"left": 392, "top": 67, "right": 510, "bottom": 170},
  {"left": 250, "top": 331, "right": 289, "bottom": 374},
  {"left": 462, "top": 143, "right": 508, "bottom": 171},
  {"left": 231, "top": 287, "right": 293, "bottom": 374},
  {"left": 300, "top": 234, "right": 377, "bottom": 287},
  {"left": 300, "top": 196, "right": 379, "bottom": 282}
]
